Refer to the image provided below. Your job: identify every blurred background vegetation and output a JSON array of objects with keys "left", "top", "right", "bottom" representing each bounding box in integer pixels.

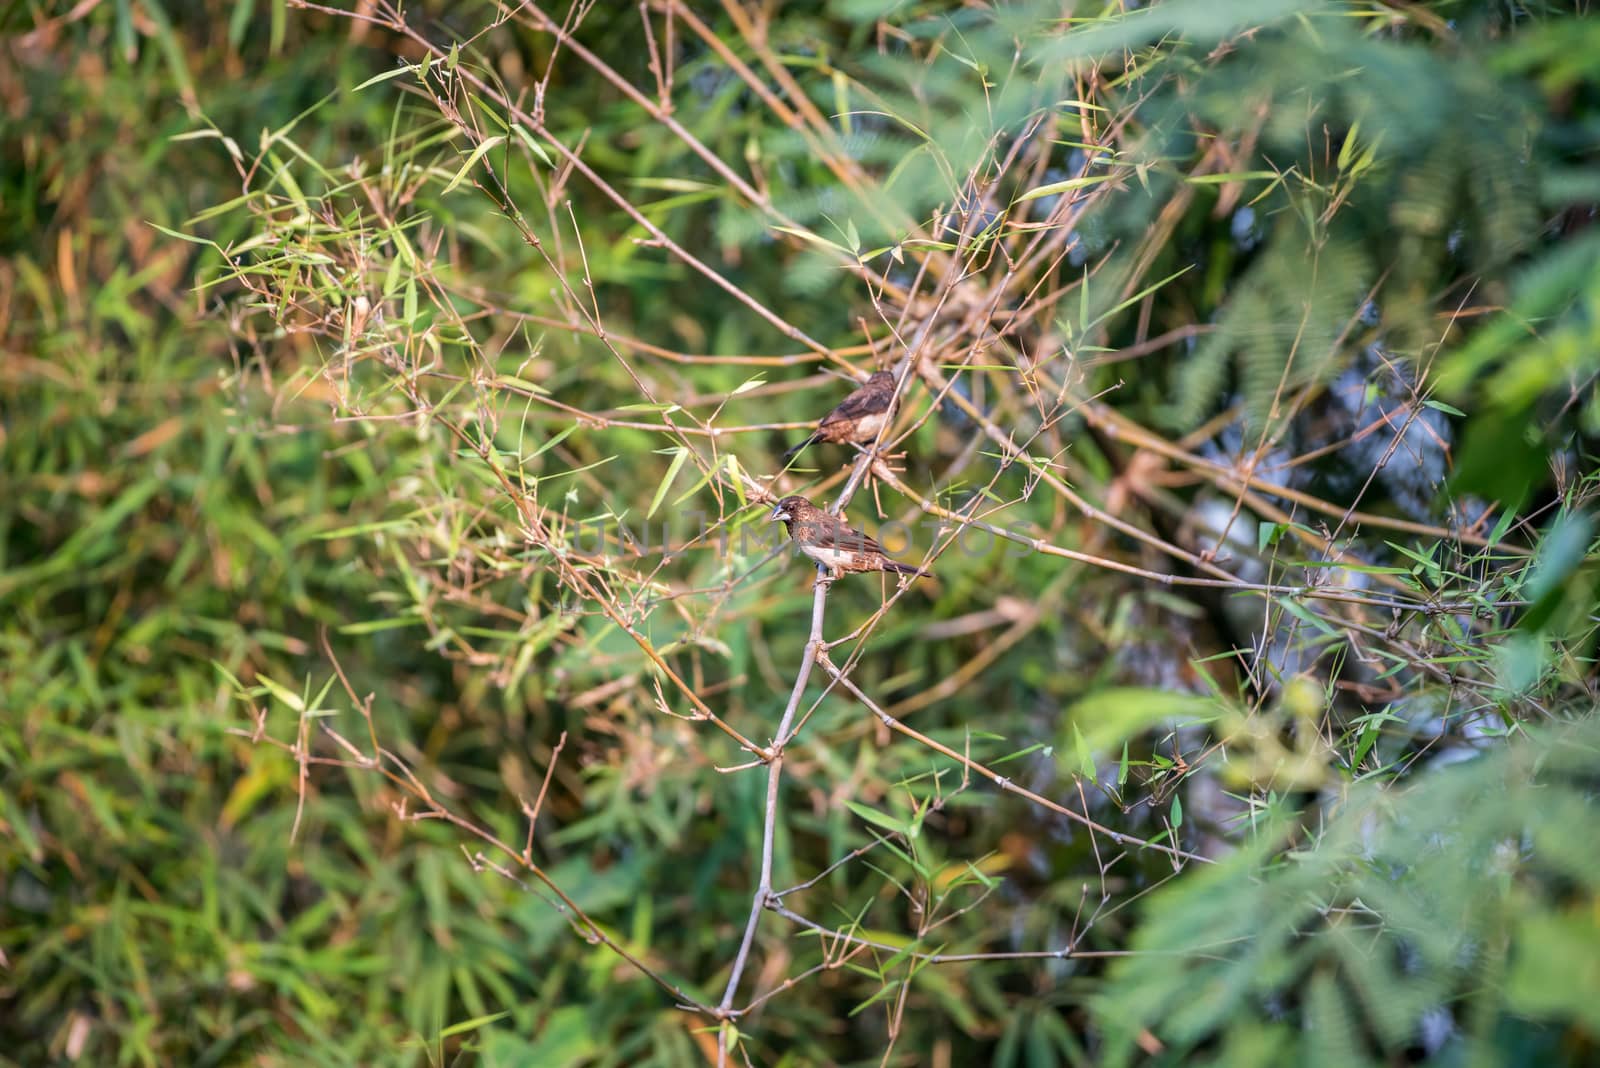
[{"left": 4, "top": 1, "right": 1600, "bottom": 1065}]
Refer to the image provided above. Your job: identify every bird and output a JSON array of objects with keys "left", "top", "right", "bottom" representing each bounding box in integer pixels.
[
  {"left": 767, "top": 495, "right": 931, "bottom": 581},
  {"left": 782, "top": 370, "right": 899, "bottom": 462}
]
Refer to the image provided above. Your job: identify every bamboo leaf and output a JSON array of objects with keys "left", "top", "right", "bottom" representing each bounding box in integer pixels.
[
  {"left": 442, "top": 135, "right": 506, "bottom": 194},
  {"left": 1017, "top": 172, "right": 1118, "bottom": 202},
  {"left": 647, "top": 447, "right": 689, "bottom": 519}
]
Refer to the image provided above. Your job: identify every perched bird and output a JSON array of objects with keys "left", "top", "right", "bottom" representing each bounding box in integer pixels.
[
  {"left": 767, "top": 495, "right": 931, "bottom": 581},
  {"left": 782, "top": 370, "right": 898, "bottom": 461}
]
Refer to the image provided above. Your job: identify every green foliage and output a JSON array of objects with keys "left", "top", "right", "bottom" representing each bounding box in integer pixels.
[
  {"left": 6, "top": 0, "right": 1600, "bottom": 1065},
  {"left": 1095, "top": 716, "right": 1600, "bottom": 1066}
]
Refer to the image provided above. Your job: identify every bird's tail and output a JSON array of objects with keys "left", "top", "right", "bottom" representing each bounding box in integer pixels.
[
  {"left": 884, "top": 561, "right": 931, "bottom": 579},
  {"left": 782, "top": 433, "right": 818, "bottom": 462}
]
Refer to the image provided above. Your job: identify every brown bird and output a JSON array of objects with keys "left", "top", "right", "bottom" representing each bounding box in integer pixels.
[
  {"left": 767, "top": 495, "right": 931, "bottom": 580},
  {"left": 782, "top": 370, "right": 898, "bottom": 462}
]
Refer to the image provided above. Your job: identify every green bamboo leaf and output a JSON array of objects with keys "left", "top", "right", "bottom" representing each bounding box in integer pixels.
[
  {"left": 439, "top": 1010, "right": 511, "bottom": 1039},
  {"left": 1017, "top": 172, "right": 1118, "bottom": 202},
  {"left": 147, "top": 222, "right": 221, "bottom": 249},
  {"left": 256, "top": 674, "right": 305, "bottom": 712},
  {"left": 1184, "top": 171, "right": 1280, "bottom": 184},
  {"left": 771, "top": 225, "right": 851, "bottom": 254},
  {"left": 1082, "top": 265, "right": 1193, "bottom": 334},
  {"left": 647, "top": 447, "right": 689, "bottom": 519},
  {"left": 671, "top": 452, "right": 725, "bottom": 508},
  {"left": 512, "top": 123, "right": 555, "bottom": 168},
  {"left": 316, "top": 519, "right": 411, "bottom": 540},
  {"left": 351, "top": 63, "right": 419, "bottom": 93},
  {"left": 441, "top": 135, "right": 506, "bottom": 194},
  {"left": 1066, "top": 688, "right": 1225, "bottom": 754},
  {"left": 844, "top": 800, "right": 909, "bottom": 837},
  {"left": 493, "top": 374, "right": 549, "bottom": 395},
  {"left": 338, "top": 616, "right": 425, "bottom": 635},
  {"left": 1072, "top": 723, "right": 1096, "bottom": 779},
  {"left": 726, "top": 453, "right": 748, "bottom": 509},
  {"left": 530, "top": 425, "right": 577, "bottom": 459}
]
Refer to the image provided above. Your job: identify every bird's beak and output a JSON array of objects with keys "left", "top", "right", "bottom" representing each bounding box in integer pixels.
[{"left": 767, "top": 504, "right": 788, "bottom": 523}]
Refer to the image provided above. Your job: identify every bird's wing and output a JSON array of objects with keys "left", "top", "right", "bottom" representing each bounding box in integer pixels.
[
  {"left": 807, "top": 515, "right": 886, "bottom": 556},
  {"left": 818, "top": 380, "right": 893, "bottom": 426}
]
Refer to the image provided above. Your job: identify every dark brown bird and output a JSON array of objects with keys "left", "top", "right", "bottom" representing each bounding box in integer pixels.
[
  {"left": 782, "top": 371, "right": 898, "bottom": 462},
  {"left": 767, "top": 495, "right": 931, "bottom": 580}
]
